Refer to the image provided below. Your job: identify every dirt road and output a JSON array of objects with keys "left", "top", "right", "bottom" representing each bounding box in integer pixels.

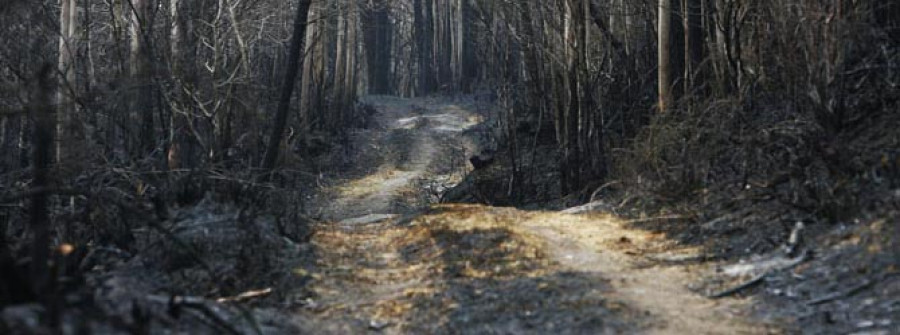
[{"left": 296, "top": 96, "right": 777, "bottom": 334}]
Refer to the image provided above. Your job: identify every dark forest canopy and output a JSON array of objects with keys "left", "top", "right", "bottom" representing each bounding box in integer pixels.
[{"left": 1, "top": 0, "right": 897, "bottom": 185}]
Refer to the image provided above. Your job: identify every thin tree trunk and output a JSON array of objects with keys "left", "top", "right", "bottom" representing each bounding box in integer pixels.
[
  {"left": 260, "top": 0, "right": 312, "bottom": 176},
  {"left": 363, "top": 0, "right": 392, "bottom": 94},
  {"left": 168, "top": 0, "right": 198, "bottom": 170},
  {"left": 413, "top": 0, "right": 424, "bottom": 95},
  {"left": 130, "top": 0, "right": 155, "bottom": 154},
  {"left": 344, "top": 8, "right": 357, "bottom": 114},
  {"left": 300, "top": 0, "right": 322, "bottom": 130},
  {"left": 658, "top": 0, "right": 672, "bottom": 112},
  {"left": 82, "top": 0, "right": 95, "bottom": 91},
  {"left": 58, "top": 0, "right": 80, "bottom": 167},
  {"left": 684, "top": 0, "right": 704, "bottom": 98},
  {"left": 29, "top": 65, "right": 54, "bottom": 318},
  {"left": 332, "top": 4, "right": 347, "bottom": 128},
  {"left": 363, "top": 0, "right": 378, "bottom": 93}
]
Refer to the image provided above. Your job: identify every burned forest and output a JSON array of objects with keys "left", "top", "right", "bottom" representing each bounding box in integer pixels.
[{"left": 1, "top": 0, "right": 899, "bottom": 333}]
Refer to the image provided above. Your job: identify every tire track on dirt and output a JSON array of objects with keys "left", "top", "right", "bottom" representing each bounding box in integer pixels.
[{"left": 297, "top": 95, "right": 777, "bottom": 334}]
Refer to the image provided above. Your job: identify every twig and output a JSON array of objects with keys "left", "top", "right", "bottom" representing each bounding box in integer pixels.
[
  {"left": 215, "top": 288, "right": 273, "bottom": 303},
  {"left": 589, "top": 181, "right": 621, "bottom": 203},
  {"left": 806, "top": 279, "right": 876, "bottom": 306},
  {"left": 561, "top": 200, "right": 610, "bottom": 214}
]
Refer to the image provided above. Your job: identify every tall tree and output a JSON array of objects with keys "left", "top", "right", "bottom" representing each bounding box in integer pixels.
[
  {"left": 28, "top": 64, "right": 54, "bottom": 314},
  {"left": 260, "top": 0, "right": 312, "bottom": 176},
  {"left": 300, "top": 0, "right": 328, "bottom": 131},
  {"left": 167, "top": 0, "right": 196, "bottom": 170},
  {"left": 414, "top": 0, "right": 435, "bottom": 95},
  {"left": 658, "top": 0, "right": 672, "bottom": 112},
  {"left": 363, "top": 0, "right": 392, "bottom": 94},
  {"left": 129, "top": 0, "right": 155, "bottom": 154},
  {"left": 683, "top": 0, "right": 704, "bottom": 97},
  {"left": 57, "top": 0, "right": 80, "bottom": 167}
]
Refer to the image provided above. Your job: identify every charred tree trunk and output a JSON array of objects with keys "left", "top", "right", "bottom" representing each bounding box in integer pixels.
[
  {"left": 684, "top": 0, "right": 704, "bottom": 98},
  {"left": 363, "top": 0, "right": 392, "bottom": 94},
  {"left": 167, "top": 0, "right": 196, "bottom": 170},
  {"left": 260, "top": 0, "right": 312, "bottom": 176},
  {"left": 130, "top": 0, "right": 155, "bottom": 155},
  {"left": 28, "top": 65, "right": 54, "bottom": 314},
  {"left": 414, "top": 0, "right": 435, "bottom": 95}
]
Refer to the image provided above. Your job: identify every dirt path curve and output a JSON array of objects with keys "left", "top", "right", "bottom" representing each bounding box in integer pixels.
[
  {"left": 296, "top": 96, "right": 778, "bottom": 334},
  {"left": 311, "top": 95, "right": 476, "bottom": 221}
]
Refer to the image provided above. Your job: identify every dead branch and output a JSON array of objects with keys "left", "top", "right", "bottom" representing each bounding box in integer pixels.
[
  {"left": 806, "top": 279, "right": 876, "bottom": 306},
  {"left": 710, "top": 250, "right": 810, "bottom": 299},
  {"left": 646, "top": 253, "right": 709, "bottom": 263},
  {"left": 708, "top": 272, "right": 768, "bottom": 299},
  {"left": 215, "top": 288, "right": 273, "bottom": 303}
]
